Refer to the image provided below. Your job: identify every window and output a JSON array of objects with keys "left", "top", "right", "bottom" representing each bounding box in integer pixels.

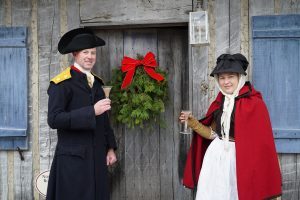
[
  {"left": 0, "top": 27, "right": 28, "bottom": 150},
  {"left": 252, "top": 15, "right": 300, "bottom": 153}
]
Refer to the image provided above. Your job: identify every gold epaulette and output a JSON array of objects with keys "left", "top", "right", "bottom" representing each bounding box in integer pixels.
[
  {"left": 91, "top": 71, "right": 104, "bottom": 85},
  {"left": 51, "top": 67, "right": 72, "bottom": 84}
]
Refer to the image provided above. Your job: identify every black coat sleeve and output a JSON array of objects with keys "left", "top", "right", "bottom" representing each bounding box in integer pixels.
[
  {"left": 103, "top": 112, "right": 117, "bottom": 150},
  {"left": 47, "top": 83, "right": 96, "bottom": 130}
]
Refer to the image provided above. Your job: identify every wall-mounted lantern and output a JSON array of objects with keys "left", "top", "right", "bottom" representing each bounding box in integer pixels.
[{"left": 189, "top": 1, "right": 210, "bottom": 45}]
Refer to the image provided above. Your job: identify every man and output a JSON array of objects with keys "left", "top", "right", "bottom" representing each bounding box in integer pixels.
[{"left": 46, "top": 27, "right": 117, "bottom": 200}]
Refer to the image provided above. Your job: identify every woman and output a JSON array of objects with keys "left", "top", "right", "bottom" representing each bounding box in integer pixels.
[{"left": 181, "top": 54, "right": 281, "bottom": 200}]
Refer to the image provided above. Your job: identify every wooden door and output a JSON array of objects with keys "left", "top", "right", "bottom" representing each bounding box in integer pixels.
[{"left": 94, "top": 27, "right": 193, "bottom": 200}]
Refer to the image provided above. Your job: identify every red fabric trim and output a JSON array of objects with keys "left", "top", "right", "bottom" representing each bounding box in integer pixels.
[{"left": 71, "top": 65, "right": 82, "bottom": 73}]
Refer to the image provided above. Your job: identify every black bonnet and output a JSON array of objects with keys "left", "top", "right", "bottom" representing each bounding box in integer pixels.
[{"left": 210, "top": 53, "right": 249, "bottom": 77}]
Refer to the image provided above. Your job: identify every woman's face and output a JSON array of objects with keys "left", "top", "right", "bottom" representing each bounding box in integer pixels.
[{"left": 218, "top": 72, "right": 239, "bottom": 94}]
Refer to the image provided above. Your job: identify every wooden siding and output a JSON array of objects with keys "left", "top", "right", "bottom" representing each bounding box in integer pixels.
[
  {"left": 0, "top": 0, "right": 299, "bottom": 199},
  {"left": 80, "top": 0, "right": 192, "bottom": 26}
]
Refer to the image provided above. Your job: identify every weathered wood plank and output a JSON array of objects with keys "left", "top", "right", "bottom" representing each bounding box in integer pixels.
[
  {"left": 42, "top": 0, "right": 60, "bottom": 177},
  {"left": 189, "top": 0, "right": 210, "bottom": 121},
  {"left": 66, "top": 0, "right": 80, "bottom": 30},
  {"left": 279, "top": 0, "right": 300, "bottom": 14},
  {"left": 207, "top": 0, "right": 217, "bottom": 103},
  {"left": 212, "top": 0, "right": 229, "bottom": 100},
  {"left": 230, "top": 0, "right": 241, "bottom": 53},
  {"left": 106, "top": 31, "right": 126, "bottom": 200},
  {"left": 0, "top": 152, "right": 8, "bottom": 200},
  {"left": 59, "top": 0, "right": 68, "bottom": 67},
  {"left": 66, "top": 0, "right": 80, "bottom": 64},
  {"left": 249, "top": 0, "right": 275, "bottom": 16},
  {"left": 38, "top": 1, "right": 61, "bottom": 198},
  {"left": 215, "top": 0, "right": 229, "bottom": 57},
  {"left": 190, "top": 46, "right": 210, "bottom": 119},
  {"left": 94, "top": 29, "right": 126, "bottom": 200},
  {"left": 248, "top": 0, "right": 274, "bottom": 85},
  {"left": 170, "top": 28, "right": 193, "bottom": 200},
  {"left": 4, "top": 0, "right": 12, "bottom": 25},
  {"left": 13, "top": 152, "right": 33, "bottom": 200},
  {"left": 123, "top": 29, "right": 160, "bottom": 200},
  {"left": 157, "top": 28, "right": 176, "bottom": 200},
  {"left": 240, "top": 0, "right": 249, "bottom": 63},
  {"left": 296, "top": 154, "right": 300, "bottom": 200},
  {"left": 0, "top": 0, "right": 5, "bottom": 26},
  {"left": 38, "top": 0, "right": 57, "bottom": 176},
  {"left": 280, "top": 154, "right": 298, "bottom": 200},
  {"left": 158, "top": 27, "right": 192, "bottom": 200},
  {"left": 92, "top": 30, "right": 111, "bottom": 80},
  {"left": 31, "top": 0, "right": 40, "bottom": 199},
  {"left": 1, "top": 1, "right": 11, "bottom": 200},
  {"left": 9, "top": 0, "right": 33, "bottom": 199},
  {"left": 80, "top": 0, "right": 192, "bottom": 26},
  {"left": 7, "top": 152, "right": 14, "bottom": 200}
]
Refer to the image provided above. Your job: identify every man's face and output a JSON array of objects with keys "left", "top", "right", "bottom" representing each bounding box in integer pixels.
[{"left": 73, "top": 48, "right": 97, "bottom": 71}]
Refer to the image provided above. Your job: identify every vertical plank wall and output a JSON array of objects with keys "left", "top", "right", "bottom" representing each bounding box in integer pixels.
[
  {"left": 0, "top": 0, "right": 81, "bottom": 199},
  {"left": 0, "top": 0, "right": 299, "bottom": 199},
  {"left": 0, "top": 0, "right": 34, "bottom": 199},
  {"left": 0, "top": 1, "right": 10, "bottom": 199}
]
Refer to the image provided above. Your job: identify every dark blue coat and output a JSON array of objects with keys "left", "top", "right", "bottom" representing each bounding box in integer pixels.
[{"left": 46, "top": 67, "right": 117, "bottom": 200}]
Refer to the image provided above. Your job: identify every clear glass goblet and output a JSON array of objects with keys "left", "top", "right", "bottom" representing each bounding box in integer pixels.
[
  {"left": 102, "top": 86, "right": 112, "bottom": 98},
  {"left": 180, "top": 110, "right": 192, "bottom": 134}
]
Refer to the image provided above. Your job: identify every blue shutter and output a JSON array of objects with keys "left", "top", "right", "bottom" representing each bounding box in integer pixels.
[
  {"left": 252, "top": 15, "right": 300, "bottom": 153},
  {"left": 0, "top": 27, "right": 28, "bottom": 150}
]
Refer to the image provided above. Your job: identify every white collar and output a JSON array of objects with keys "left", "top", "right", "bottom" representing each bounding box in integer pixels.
[{"left": 74, "top": 62, "right": 91, "bottom": 74}]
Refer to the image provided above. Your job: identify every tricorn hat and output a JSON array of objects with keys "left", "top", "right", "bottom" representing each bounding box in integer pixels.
[
  {"left": 58, "top": 27, "right": 105, "bottom": 54},
  {"left": 210, "top": 53, "right": 248, "bottom": 77}
]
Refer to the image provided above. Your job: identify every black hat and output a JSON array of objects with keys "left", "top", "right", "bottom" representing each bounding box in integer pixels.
[
  {"left": 210, "top": 53, "right": 248, "bottom": 77},
  {"left": 58, "top": 28, "right": 105, "bottom": 54}
]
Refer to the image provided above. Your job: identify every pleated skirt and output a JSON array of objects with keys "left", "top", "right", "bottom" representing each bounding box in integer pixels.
[{"left": 195, "top": 137, "right": 239, "bottom": 200}]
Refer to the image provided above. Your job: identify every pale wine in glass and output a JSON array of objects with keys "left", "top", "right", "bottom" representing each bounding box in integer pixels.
[{"left": 102, "top": 86, "right": 112, "bottom": 98}]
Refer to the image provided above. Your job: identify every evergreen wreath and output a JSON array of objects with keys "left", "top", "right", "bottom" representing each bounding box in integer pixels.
[{"left": 108, "top": 52, "right": 168, "bottom": 128}]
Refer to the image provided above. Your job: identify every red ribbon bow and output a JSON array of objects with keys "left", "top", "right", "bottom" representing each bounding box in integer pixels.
[{"left": 121, "top": 52, "right": 164, "bottom": 89}]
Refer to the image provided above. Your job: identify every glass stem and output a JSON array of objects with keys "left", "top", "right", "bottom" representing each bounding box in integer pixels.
[{"left": 184, "top": 120, "right": 188, "bottom": 132}]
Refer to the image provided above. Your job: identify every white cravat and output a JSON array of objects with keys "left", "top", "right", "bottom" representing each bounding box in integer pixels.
[
  {"left": 74, "top": 62, "right": 94, "bottom": 88},
  {"left": 215, "top": 74, "right": 246, "bottom": 150}
]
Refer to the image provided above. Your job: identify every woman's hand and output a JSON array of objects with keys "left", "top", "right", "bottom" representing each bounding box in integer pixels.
[{"left": 179, "top": 112, "right": 192, "bottom": 123}]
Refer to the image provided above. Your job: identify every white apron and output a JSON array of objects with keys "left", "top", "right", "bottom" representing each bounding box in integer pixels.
[{"left": 195, "top": 137, "right": 238, "bottom": 200}]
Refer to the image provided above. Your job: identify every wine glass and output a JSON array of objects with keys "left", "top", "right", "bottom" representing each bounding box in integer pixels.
[
  {"left": 102, "top": 86, "right": 112, "bottom": 98},
  {"left": 180, "top": 110, "right": 192, "bottom": 134}
]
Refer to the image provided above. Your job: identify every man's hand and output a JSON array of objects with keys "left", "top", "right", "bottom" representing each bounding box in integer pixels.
[
  {"left": 94, "top": 99, "right": 111, "bottom": 116},
  {"left": 106, "top": 149, "right": 117, "bottom": 166}
]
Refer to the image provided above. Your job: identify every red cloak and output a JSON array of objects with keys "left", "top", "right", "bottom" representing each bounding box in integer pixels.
[{"left": 183, "top": 83, "right": 282, "bottom": 200}]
